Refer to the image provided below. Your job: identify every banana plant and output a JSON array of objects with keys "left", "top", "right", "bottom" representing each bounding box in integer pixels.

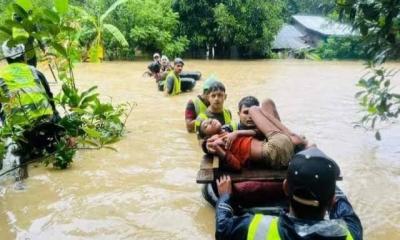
[{"left": 79, "top": 0, "right": 129, "bottom": 62}]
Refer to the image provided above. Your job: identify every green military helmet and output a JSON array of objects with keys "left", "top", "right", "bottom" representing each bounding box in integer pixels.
[{"left": 203, "top": 75, "right": 219, "bottom": 92}]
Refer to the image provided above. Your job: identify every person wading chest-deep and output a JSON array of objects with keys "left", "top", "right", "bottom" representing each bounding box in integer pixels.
[
  {"left": 185, "top": 77, "right": 218, "bottom": 132},
  {"left": 165, "top": 58, "right": 183, "bottom": 96}
]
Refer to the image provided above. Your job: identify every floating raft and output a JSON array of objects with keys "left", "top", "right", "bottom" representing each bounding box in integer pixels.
[
  {"left": 196, "top": 155, "right": 287, "bottom": 183},
  {"left": 196, "top": 154, "right": 342, "bottom": 184}
]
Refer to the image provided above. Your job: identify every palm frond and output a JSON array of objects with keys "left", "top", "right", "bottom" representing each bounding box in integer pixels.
[
  {"left": 103, "top": 23, "right": 129, "bottom": 47},
  {"left": 100, "top": 0, "right": 127, "bottom": 23}
]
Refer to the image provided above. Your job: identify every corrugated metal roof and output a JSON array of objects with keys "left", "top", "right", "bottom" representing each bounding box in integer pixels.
[
  {"left": 272, "top": 24, "right": 310, "bottom": 50},
  {"left": 292, "top": 15, "right": 356, "bottom": 36}
]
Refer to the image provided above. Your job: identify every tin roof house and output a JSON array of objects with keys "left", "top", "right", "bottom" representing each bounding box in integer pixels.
[{"left": 272, "top": 15, "right": 357, "bottom": 52}]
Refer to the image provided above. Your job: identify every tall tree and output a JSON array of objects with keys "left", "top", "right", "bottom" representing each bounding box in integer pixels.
[
  {"left": 174, "top": 0, "right": 284, "bottom": 58},
  {"left": 213, "top": 0, "right": 283, "bottom": 58},
  {"left": 172, "top": 0, "right": 217, "bottom": 57}
]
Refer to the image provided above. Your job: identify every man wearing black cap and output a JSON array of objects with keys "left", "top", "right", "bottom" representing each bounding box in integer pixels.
[{"left": 215, "top": 147, "right": 363, "bottom": 240}]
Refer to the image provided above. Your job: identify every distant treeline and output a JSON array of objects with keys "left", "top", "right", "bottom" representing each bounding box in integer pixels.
[{"left": 0, "top": 0, "right": 361, "bottom": 60}]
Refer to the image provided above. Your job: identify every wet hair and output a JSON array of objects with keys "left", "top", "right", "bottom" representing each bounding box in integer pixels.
[
  {"left": 238, "top": 96, "right": 259, "bottom": 111},
  {"left": 197, "top": 121, "right": 207, "bottom": 139},
  {"left": 148, "top": 62, "right": 161, "bottom": 73},
  {"left": 205, "top": 81, "right": 225, "bottom": 95}
]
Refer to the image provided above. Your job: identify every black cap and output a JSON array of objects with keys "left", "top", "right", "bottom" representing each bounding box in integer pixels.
[
  {"left": 287, "top": 147, "right": 340, "bottom": 207},
  {"left": 174, "top": 57, "right": 184, "bottom": 65}
]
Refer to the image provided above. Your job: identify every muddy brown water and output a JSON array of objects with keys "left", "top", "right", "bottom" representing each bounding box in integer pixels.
[{"left": 0, "top": 60, "right": 399, "bottom": 239}]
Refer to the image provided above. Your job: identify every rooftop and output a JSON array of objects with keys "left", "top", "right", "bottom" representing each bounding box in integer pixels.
[
  {"left": 272, "top": 24, "right": 310, "bottom": 50},
  {"left": 292, "top": 15, "right": 356, "bottom": 37}
]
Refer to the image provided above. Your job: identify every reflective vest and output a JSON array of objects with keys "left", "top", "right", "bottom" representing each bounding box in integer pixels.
[
  {"left": 193, "top": 96, "right": 207, "bottom": 116},
  {"left": 194, "top": 108, "right": 236, "bottom": 131},
  {"left": 0, "top": 63, "right": 53, "bottom": 126},
  {"left": 12, "top": 26, "right": 29, "bottom": 40},
  {"left": 165, "top": 70, "right": 181, "bottom": 96},
  {"left": 247, "top": 214, "right": 354, "bottom": 240}
]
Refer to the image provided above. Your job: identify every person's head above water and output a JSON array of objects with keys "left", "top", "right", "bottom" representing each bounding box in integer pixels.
[
  {"left": 199, "top": 118, "right": 222, "bottom": 139},
  {"left": 173, "top": 57, "right": 184, "bottom": 74},
  {"left": 283, "top": 147, "right": 341, "bottom": 220},
  {"left": 153, "top": 53, "right": 160, "bottom": 61},
  {"left": 161, "top": 55, "right": 169, "bottom": 65},
  {"left": 2, "top": 41, "right": 25, "bottom": 64},
  {"left": 238, "top": 96, "right": 259, "bottom": 128},
  {"left": 205, "top": 81, "right": 226, "bottom": 112},
  {"left": 202, "top": 76, "right": 218, "bottom": 95}
]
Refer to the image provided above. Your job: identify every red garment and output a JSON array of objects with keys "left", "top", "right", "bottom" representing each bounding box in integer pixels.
[
  {"left": 225, "top": 136, "right": 252, "bottom": 171},
  {"left": 185, "top": 99, "right": 196, "bottom": 120},
  {"left": 233, "top": 181, "right": 286, "bottom": 207}
]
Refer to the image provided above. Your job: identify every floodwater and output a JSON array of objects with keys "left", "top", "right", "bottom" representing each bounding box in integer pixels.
[{"left": 0, "top": 60, "right": 399, "bottom": 240}]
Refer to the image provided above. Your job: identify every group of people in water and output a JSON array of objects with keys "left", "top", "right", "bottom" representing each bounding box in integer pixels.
[
  {"left": 178, "top": 64, "right": 363, "bottom": 239},
  {"left": 147, "top": 53, "right": 197, "bottom": 95},
  {"left": 0, "top": 39, "right": 365, "bottom": 239}
]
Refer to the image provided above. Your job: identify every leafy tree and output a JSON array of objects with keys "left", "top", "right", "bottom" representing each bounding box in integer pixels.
[
  {"left": 338, "top": 0, "right": 400, "bottom": 139},
  {"left": 213, "top": 0, "right": 284, "bottom": 58},
  {"left": 122, "top": 0, "right": 188, "bottom": 57},
  {"left": 84, "top": 0, "right": 188, "bottom": 59},
  {"left": 284, "top": 0, "right": 337, "bottom": 17},
  {"left": 173, "top": 0, "right": 217, "bottom": 57},
  {"left": 315, "top": 36, "right": 368, "bottom": 59},
  {"left": 77, "top": 0, "right": 129, "bottom": 62},
  {"left": 174, "top": 0, "right": 284, "bottom": 58}
]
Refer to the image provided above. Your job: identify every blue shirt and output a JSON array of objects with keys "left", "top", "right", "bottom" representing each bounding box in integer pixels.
[{"left": 215, "top": 189, "right": 363, "bottom": 240}]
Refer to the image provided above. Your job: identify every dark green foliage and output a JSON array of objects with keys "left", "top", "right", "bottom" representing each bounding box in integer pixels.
[
  {"left": 174, "top": 0, "right": 284, "bottom": 58},
  {"left": 315, "top": 36, "right": 368, "bottom": 59},
  {"left": 354, "top": 63, "right": 400, "bottom": 140},
  {"left": 80, "top": 0, "right": 188, "bottom": 59},
  {"left": 47, "top": 138, "right": 76, "bottom": 169},
  {"left": 284, "top": 0, "right": 337, "bottom": 17},
  {"left": 0, "top": 0, "right": 133, "bottom": 168},
  {"left": 172, "top": 0, "right": 217, "bottom": 52},
  {"left": 338, "top": 0, "right": 400, "bottom": 139},
  {"left": 215, "top": 0, "right": 284, "bottom": 58},
  {"left": 339, "top": 0, "right": 400, "bottom": 64}
]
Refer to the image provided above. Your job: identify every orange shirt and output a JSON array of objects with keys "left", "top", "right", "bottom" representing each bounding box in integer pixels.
[{"left": 225, "top": 136, "right": 252, "bottom": 171}]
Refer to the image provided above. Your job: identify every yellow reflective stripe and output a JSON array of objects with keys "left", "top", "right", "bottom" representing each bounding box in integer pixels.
[
  {"left": 167, "top": 71, "right": 181, "bottom": 95},
  {"left": 247, "top": 215, "right": 281, "bottom": 240},
  {"left": 268, "top": 218, "right": 281, "bottom": 240},
  {"left": 223, "top": 108, "right": 238, "bottom": 130},
  {"left": 0, "top": 64, "right": 53, "bottom": 126},
  {"left": 346, "top": 230, "right": 354, "bottom": 240},
  {"left": 12, "top": 27, "right": 29, "bottom": 39},
  {"left": 194, "top": 112, "right": 207, "bottom": 132},
  {"left": 194, "top": 97, "right": 207, "bottom": 115},
  {"left": 195, "top": 109, "right": 233, "bottom": 132},
  {"left": 223, "top": 109, "right": 231, "bottom": 125},
  {"left": 247, "top": 214, "right": 263, "bottom": 240}
]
